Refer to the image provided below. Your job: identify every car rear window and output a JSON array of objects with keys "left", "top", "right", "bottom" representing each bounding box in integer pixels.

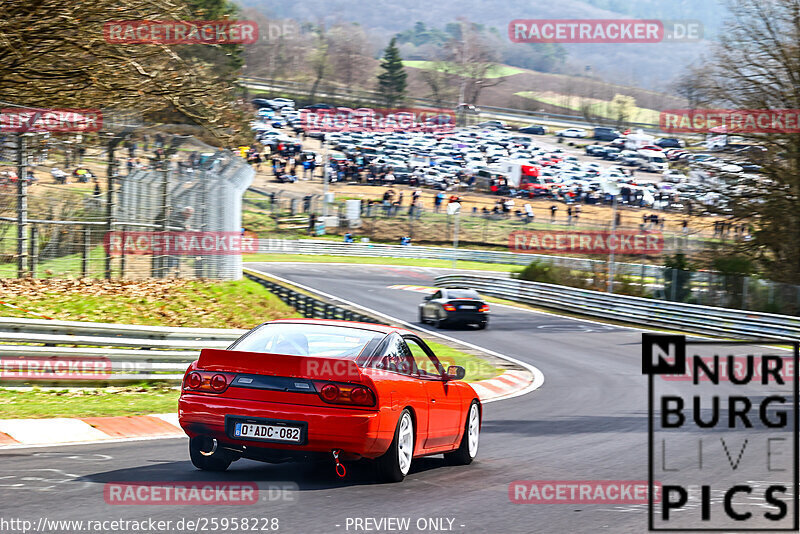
[
  {"left": 447, "top": 290, "right": 481, "bottom": 299},
  {"left": 230, "top": 323, "right": 384, "bottom": 358}
]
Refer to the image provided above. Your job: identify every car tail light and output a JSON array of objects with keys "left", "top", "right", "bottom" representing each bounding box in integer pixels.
[
  {"left": 183, "top": 370, "right": 236, "bottom": 393},
  {"left": 320, "top": 383, "right": 340, "bottom": 402},
  {"left": 210, "top": 374, "right": 228, "bottom": 391},
  {"left": 313, "top": 381, "right": 375, "bottom": 407},
  {"left": 479, "top": 304, "right": 490, "bottom": 313},
  {"left": 443, "top": 304, "right": 457, "bottom": 312},
  {"left": 187, "top": 372, "right": 202, "bottom": 389}
]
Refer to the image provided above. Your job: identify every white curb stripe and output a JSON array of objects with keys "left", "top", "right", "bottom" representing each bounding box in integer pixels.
[
  {"left": 150, "top": 413, "right": 181, "bottom": 429},
  {"left": 0, "top": 418, "right": 109, "bottom": 445}
]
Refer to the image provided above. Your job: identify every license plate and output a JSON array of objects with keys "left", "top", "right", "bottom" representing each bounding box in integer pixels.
[
  {"left": 460, "top": 305, "right": 476, "bottom": 310},
  {"left": 233, "top": 422, "right": 302, "bottom": 443}
]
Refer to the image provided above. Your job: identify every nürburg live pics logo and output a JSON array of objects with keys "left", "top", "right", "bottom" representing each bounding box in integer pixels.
[{"left": 643, "top": 334, "right": 799, "bottom": 531}]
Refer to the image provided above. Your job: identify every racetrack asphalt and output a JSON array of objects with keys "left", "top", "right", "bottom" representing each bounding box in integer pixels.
[{"left": 1, "top": 263, "right": 794, "bottom": 533}]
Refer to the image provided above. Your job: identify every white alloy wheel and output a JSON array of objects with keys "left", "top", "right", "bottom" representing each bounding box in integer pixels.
[
  {"left": 397, "top": 411, "right": 414, "bottom": 475},
  {"left": 467, "top": 403, "right": 480, "bottom": 458}
]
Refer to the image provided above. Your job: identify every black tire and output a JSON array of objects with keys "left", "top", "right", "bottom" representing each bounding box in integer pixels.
[
  {"left": 477, "top": 321, "right": 487, "bottom": 330},
  {"left": 419, "top": 309, "right": 427, "bottom": 325},
  {"left": 445, "top": 401, "right": 480, "bottom": 466},
  {"left": 189, "top": 437, "right": 232, "bottom": 472},
  {"left": 375, "top": 409, "right": 414, "bottom": 483}
]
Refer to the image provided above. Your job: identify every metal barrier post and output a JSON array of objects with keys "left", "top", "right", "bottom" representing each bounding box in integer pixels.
[
  {"left": 742, "top": 277, "right": 749, "bottom": 309},
  {"left": 119, "top": 226, "right": 126, "bottom": 279},
  {"left": 27, "top": 224, "right": 37, "bottom": 277},
  {"left": 105, "top": 138, "right": 115, "bottom": 279},
  {"left": 671, "top": 269, "right": 678, "bottom": 301},
  {"left": 16, "top": 134, "right": 27, "bottom": 279},
  {"left": 82, "top": 226, "right": 91, "bottom": 278}
]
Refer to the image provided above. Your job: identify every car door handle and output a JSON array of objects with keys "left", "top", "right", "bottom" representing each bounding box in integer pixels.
[{"left": 431, "top": 399, "right": 436, "bottom": 403}]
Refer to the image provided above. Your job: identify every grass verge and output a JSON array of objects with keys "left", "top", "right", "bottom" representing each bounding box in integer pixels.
[
  {"left": 0, "top": 277, "right": 300, "bottom": 328},
  {"left": 0, "top": 385, "right": 178, "bottom": 419},
  {"left": 245, "top": 253, "right": 519, "bottom": 272},
  {"left": 425, "top": 340, "right": 502, "bottom": 382}
]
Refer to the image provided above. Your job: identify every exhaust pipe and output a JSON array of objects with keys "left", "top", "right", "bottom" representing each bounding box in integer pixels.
[{"left": 195, "top": 436, "right": 217, "bottom": 457}]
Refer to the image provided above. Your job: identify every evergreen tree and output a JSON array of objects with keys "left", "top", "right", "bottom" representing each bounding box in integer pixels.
[
  {"left": 377, "top": 37, "right": 407, "bottom": 107},
  {"left": 182, "top": 0, "right": 244, "bottom": 73}
]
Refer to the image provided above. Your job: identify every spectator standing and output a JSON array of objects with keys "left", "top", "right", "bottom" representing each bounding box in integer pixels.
[
  {"left": 550, "top": 204, "right": 558, "bottom": 222},
  {"left": 394, "top": 191, "right": 404, "bottom": 216},
  {"left": 383, "top": 189, "right": 394, "bottom": 215},
  {"left": 434, "top": 191, "right": 444, "bottom": 213},
  {"left": 524, "top": 203, "right": 534, "bottom": 223},
  {"left": 308, "top": 213, "right": 317, "bottom": 236},
  {"left": 504, "top": 197, "right": 515, "bottom": 217}
]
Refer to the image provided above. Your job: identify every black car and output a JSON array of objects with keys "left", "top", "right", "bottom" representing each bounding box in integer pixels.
[
  {"left": 655, "top": 137, "right": 684, "bottom": 148},
  {"left": 519, "top": 124, "right": 546, "bottom": 135},
  {"left": 739, "top": 161, "right": 762, "bottom": 172},
  {"left": 477, "top": 120, "right": 509, "bottom": 130},
  {"left": 419, "top": 288, "right": 489, "bottom": 329},
  {"left": 251, "top": 98, "right": 273, "bottom": 109},
  {"left": 593, "top": 127, "right": 621, "bottom": 141},
  {"left": 585, "top": 144, "right": 604, "bottom": 155}
]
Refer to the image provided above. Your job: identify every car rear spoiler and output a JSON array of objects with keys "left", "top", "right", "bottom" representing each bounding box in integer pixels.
[{"left": 197, "top": 349, "right": 364, "bottom": 382}]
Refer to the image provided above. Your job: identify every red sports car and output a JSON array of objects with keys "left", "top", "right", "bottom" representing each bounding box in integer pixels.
[{"left": 179, "top": 319, "right": 481, "bottom": 482}]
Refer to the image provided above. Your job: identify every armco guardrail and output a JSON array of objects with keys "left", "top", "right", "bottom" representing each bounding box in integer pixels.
[
  {"left": 0, "top": 273, "right": 385, "bottom": 383},
  {"left": 434, "top": 274, "right": 800, "bottom": 340},
  {"left": 0, "top": 317, "right": 245, "bottom": 341},
  {"left": 243, "top": 269, "right": 385, "bottom": 324},
  {"left": 257, "top": 238, "right": 665, "bottom": 279},
  {"left": 0, "top": 319, "right": 243, "bottom": 382}
]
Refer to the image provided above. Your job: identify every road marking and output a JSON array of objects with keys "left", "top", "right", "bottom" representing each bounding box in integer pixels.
[
  {"left": 387, "top": 284, "right": 437, "bottom": 294},
  {"left": 0, "top": 435, "right": 186, "bottom": 451}
]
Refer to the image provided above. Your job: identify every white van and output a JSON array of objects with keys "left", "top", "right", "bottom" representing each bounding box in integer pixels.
[{"left": 637, "top": 150, "right": 669, "bottom": 172}]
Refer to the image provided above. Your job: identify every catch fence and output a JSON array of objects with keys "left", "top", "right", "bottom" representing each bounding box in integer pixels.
[{"left": 0, "top": 132, "right": 253, "bottom": 280}]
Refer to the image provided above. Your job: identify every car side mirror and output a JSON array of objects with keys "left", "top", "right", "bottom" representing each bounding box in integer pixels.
[{"left": 446, "top": 365, "right": 466, "bottom": 380}]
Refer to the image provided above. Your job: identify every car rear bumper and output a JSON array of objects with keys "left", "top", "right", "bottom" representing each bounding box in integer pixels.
[
  {"left": 443, "top": 311, "right": 488, "bottom": 324},
  {"left": 179, "top": 394, "right": 390, "bottom": 459}
]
